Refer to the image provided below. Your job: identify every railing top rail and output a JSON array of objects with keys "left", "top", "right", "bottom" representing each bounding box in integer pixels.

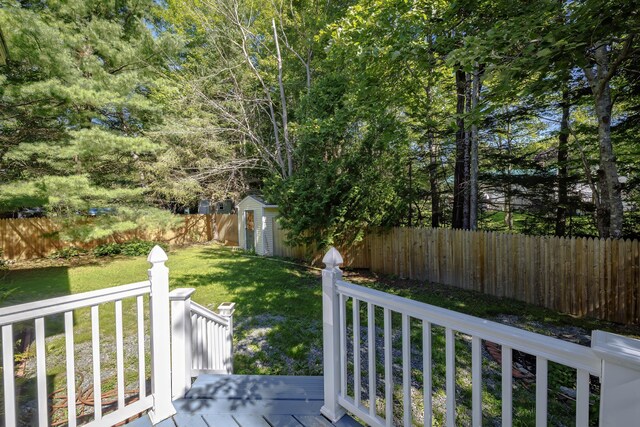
[
  {"left": 190, "top": 301, "right": 229, "bottom": 326},
  {"left": 0, "top": 280, "right": 151, "bottom": 326},
  {"left": 336, "top": 279, "right": 602, "bottom": 375}
]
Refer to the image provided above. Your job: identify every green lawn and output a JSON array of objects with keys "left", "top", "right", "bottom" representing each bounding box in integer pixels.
[{"left": 3, "top": 243, "right": 638, "bottom": 425}]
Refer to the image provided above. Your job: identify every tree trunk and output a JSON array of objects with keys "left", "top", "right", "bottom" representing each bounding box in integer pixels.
[
  {"left": 462, "top": 73, "right": 472, "bottom": 230},
  {"left": 469, "top": 65, "right": 481, "bottom": 230},
  {"left": 453, "top": 68, "right": 466, "bottom": 229},
  {"left": 583, "top": 44, "right": 625, "bottom": 238},
  {"left": 272, "top": 19, "right": 293, "bottom": 177},
  {"left": 428, "top": 131, "right": 440, "bottom": 228},
  {"left": 555, "top": 86, "right": 570, "bottom": 236}
]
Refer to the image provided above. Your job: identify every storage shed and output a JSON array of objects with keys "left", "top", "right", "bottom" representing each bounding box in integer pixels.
[{"left": 237, "top": 195, "right": 278, "bottom": 255}]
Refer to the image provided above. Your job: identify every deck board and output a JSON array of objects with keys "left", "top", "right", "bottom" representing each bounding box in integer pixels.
[
  {"left": 263, "top": 415, "right": 304, "bottom": 427},
  {"left": 126, "top": 375, "right": 361, "bottom": 427},
  {"left": 232, "top": 415, "right": 272, "bottom": 427}
]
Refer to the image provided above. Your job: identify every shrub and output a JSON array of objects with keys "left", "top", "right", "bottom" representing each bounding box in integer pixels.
[
  {"left": 50, "top": 247, "right": 88, "bottom": 259},
  {"left": 121, "top": 240, "right": 168, "bottom": 256},
  {"left": 93, "top": 240, "right": 168, "bottom": 257},
  {"left": 92, "top": 243, "right": 122, "bottom": 257}
]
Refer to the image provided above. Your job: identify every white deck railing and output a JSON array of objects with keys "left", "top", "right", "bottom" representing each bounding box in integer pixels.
[
  {"left": 0, "top": 246, "right": 234, "bottom": 426},
  {"left": 169, "top": 289, "right": 235, "bottom": 399},
  {"left": 320, "top": 247, "right": 640, "bottom": 427}
]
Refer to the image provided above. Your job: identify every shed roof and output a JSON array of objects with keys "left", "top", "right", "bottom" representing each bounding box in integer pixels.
[{"left": 238, "top": 195, "right": 278, "bottom": 208}]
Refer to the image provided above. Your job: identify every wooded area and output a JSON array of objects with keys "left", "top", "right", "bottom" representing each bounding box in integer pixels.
[
  {"left": 0, "top": 214, "right": 238, "bottom": 260},
  {"left": 1, "top": 0, "right": 638, "bottom": 247},
  {"left": 274, "top": 226, "right": 640, "bottom": 324}
]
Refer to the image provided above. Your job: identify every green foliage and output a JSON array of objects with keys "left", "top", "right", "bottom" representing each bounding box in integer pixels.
[
  {"left": 2, "top": 0, "right": 639, "bottom": 242},
  {"left": 50, "top": 247, "right": 88, "bottom": 259},
  {"left": 93, "top": 240, "right": 168, "bottom": 257},
  {"left": 0, "top": 0, "right": 183, "bottom": 235},
  {"left": 92, "top": 243, "right": 123, "bottom": 257}
]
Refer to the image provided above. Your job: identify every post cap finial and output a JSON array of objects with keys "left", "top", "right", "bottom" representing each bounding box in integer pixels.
[
  {"left": 147, "top": 245, "right": 169, "bottom": 264},
  {"left": 322, "top": 247, "right": 343, "bottom": 269}
]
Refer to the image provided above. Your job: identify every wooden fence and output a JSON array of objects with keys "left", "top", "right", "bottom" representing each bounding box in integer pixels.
[
  {"left": 274, "top": 226, "right": 640, "bottom": 325},
  {"left": 0, "top": 214, "right": 238, "bottom": 260}
]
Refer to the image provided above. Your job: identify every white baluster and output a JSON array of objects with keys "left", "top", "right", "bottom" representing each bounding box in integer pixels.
[
  {"left": 502, "top": 345, "right": 513, "bottom": 427},
  {"left": 384, "top": 307, "right": 392, "bottom": 427},
  {"left": 445, "top": 327, "right": 455, "bottom": 427},
  {"left": 367, "top": 302, "right": 376, "bottom": 419},
  {"left": 65, "top": 311, "right": 77, "bottom": 427},
  {"left": 3, "top": 324, "right": 16, "bottom": 427},
  {"left": 35, "top": 317, "right": 48, "bottom": 426},
  {"left": 115, "top": 300, "right": 125, "bottom": 409},
  {"left": 423, "top": 321, "right": 432, "bottom": 426},
  {"left": 136, "top": 296, "right": 146, "bottom": 398},
  {"left": 536, "top": 356, "right": 548, "bottom": 427},
  {"left": 402, "top": 314, "right": 411, "bottom": 426},
  {"left": 353, "top": 298, "right": 361, "bottom": 407},
  {"left": 91, "top": 305, "right": 102, "bottom": 420}
]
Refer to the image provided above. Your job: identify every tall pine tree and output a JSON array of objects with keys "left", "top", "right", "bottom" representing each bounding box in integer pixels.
[{"left": 0, "top": 0, "right": 180, "bottom": 239}]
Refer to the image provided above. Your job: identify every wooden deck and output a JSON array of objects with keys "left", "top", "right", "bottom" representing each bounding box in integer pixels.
[{"left": 126, "top": 375, "right": 362, "bottom": 427}]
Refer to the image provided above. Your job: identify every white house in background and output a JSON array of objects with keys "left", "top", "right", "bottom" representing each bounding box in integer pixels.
[{"left": 237, "top": 195, "right": 278, "bottom": 255}]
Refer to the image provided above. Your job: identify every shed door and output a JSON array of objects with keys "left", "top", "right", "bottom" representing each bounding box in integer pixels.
[{"left": 245, "top": 210, "right": 255, "bottom": 251}]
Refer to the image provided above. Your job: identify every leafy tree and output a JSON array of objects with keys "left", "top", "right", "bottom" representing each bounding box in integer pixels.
[{"left": 0, "top": 0, "right": 181, "bottom": 238}]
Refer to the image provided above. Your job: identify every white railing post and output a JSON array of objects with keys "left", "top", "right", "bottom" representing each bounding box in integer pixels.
[
  {"left": 169, "top": 288, "right": 196, "bottom": 399},
  {"left": 321, "top": 247, "right": 347, "bottom": 422},
  {"left": 218, "top": 302, "right": 236, "bottom": 374},
  {"left": 592, "top": 330, "right": 640, "bottom": 427},
  {"left": 147, "top": 246, "right": 177, "bottom": 423}
]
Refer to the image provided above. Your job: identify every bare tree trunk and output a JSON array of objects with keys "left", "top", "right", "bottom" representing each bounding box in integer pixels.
[
  {"left": 582, "top": 38, "right": 633, "bottom": 238},
  {"left": 555, "top": 86, "right": 570, "bottom": 236},
  {"left": 428, "top": 130, "right": 440, "bottom": 228},
  {"left": 453, "top": 68, "right": 466, "bottom": 229},
  {"left": 232, "top": 7, "right": 285, "bottom": 176},
  {"left": 469, "top": 65, "right": 481, "bottom": 230},
  {"left": 504, "top": 119, "right": 514, "bottom": 230},
  {"left": 462, "top": 73, "right": 472, "bottom": 230},
  {"left": 272, "top": 19, "right": 293, "bottom": 177},
  {"left": 408, "top": 160, "right": 413, "bottom": 227}
]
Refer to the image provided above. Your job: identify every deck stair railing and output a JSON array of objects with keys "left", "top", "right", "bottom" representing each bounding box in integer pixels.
[
  {"left": 320, "top": 247, "right": 640, "bottom": 427},
  {"left": 169, "top": 289, "right": 235, "bottom": 399},
  {"left": 0, "top": 246, "right": 235, "bottom": 426}
]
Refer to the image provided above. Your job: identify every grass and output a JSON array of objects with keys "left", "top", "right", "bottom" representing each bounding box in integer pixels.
[{"left": 3, "top": 243, "right": 639, "bottom": 425}]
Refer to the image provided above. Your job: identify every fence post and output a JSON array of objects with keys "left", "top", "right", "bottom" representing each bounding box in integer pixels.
[
  {"left": 321, "top": 247, "right": 347, "bottom": 422},
  {"left": 218, "top": 302, "right": 236, "bottom": 374},
  {"left": 169, "top": 288, "right": 196, "bottom": 399},
  {"left": 147, "top": 246, "right": 177, "bottom": 423},
  {"left": 592, "top": 330, "right": 640, "bottom": 426}
]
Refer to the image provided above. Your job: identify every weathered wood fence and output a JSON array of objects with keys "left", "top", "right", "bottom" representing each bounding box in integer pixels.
[
  {"left": 274, "top": 226, "right": 640, "bottom": 324},
  {"left": 0, "top": 214, "right": 238, "bottom": 260}
]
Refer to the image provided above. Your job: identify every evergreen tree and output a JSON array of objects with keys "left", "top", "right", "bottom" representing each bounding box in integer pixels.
[{"left": 0, "top": 0, "right": 181, "bottom": 239}]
